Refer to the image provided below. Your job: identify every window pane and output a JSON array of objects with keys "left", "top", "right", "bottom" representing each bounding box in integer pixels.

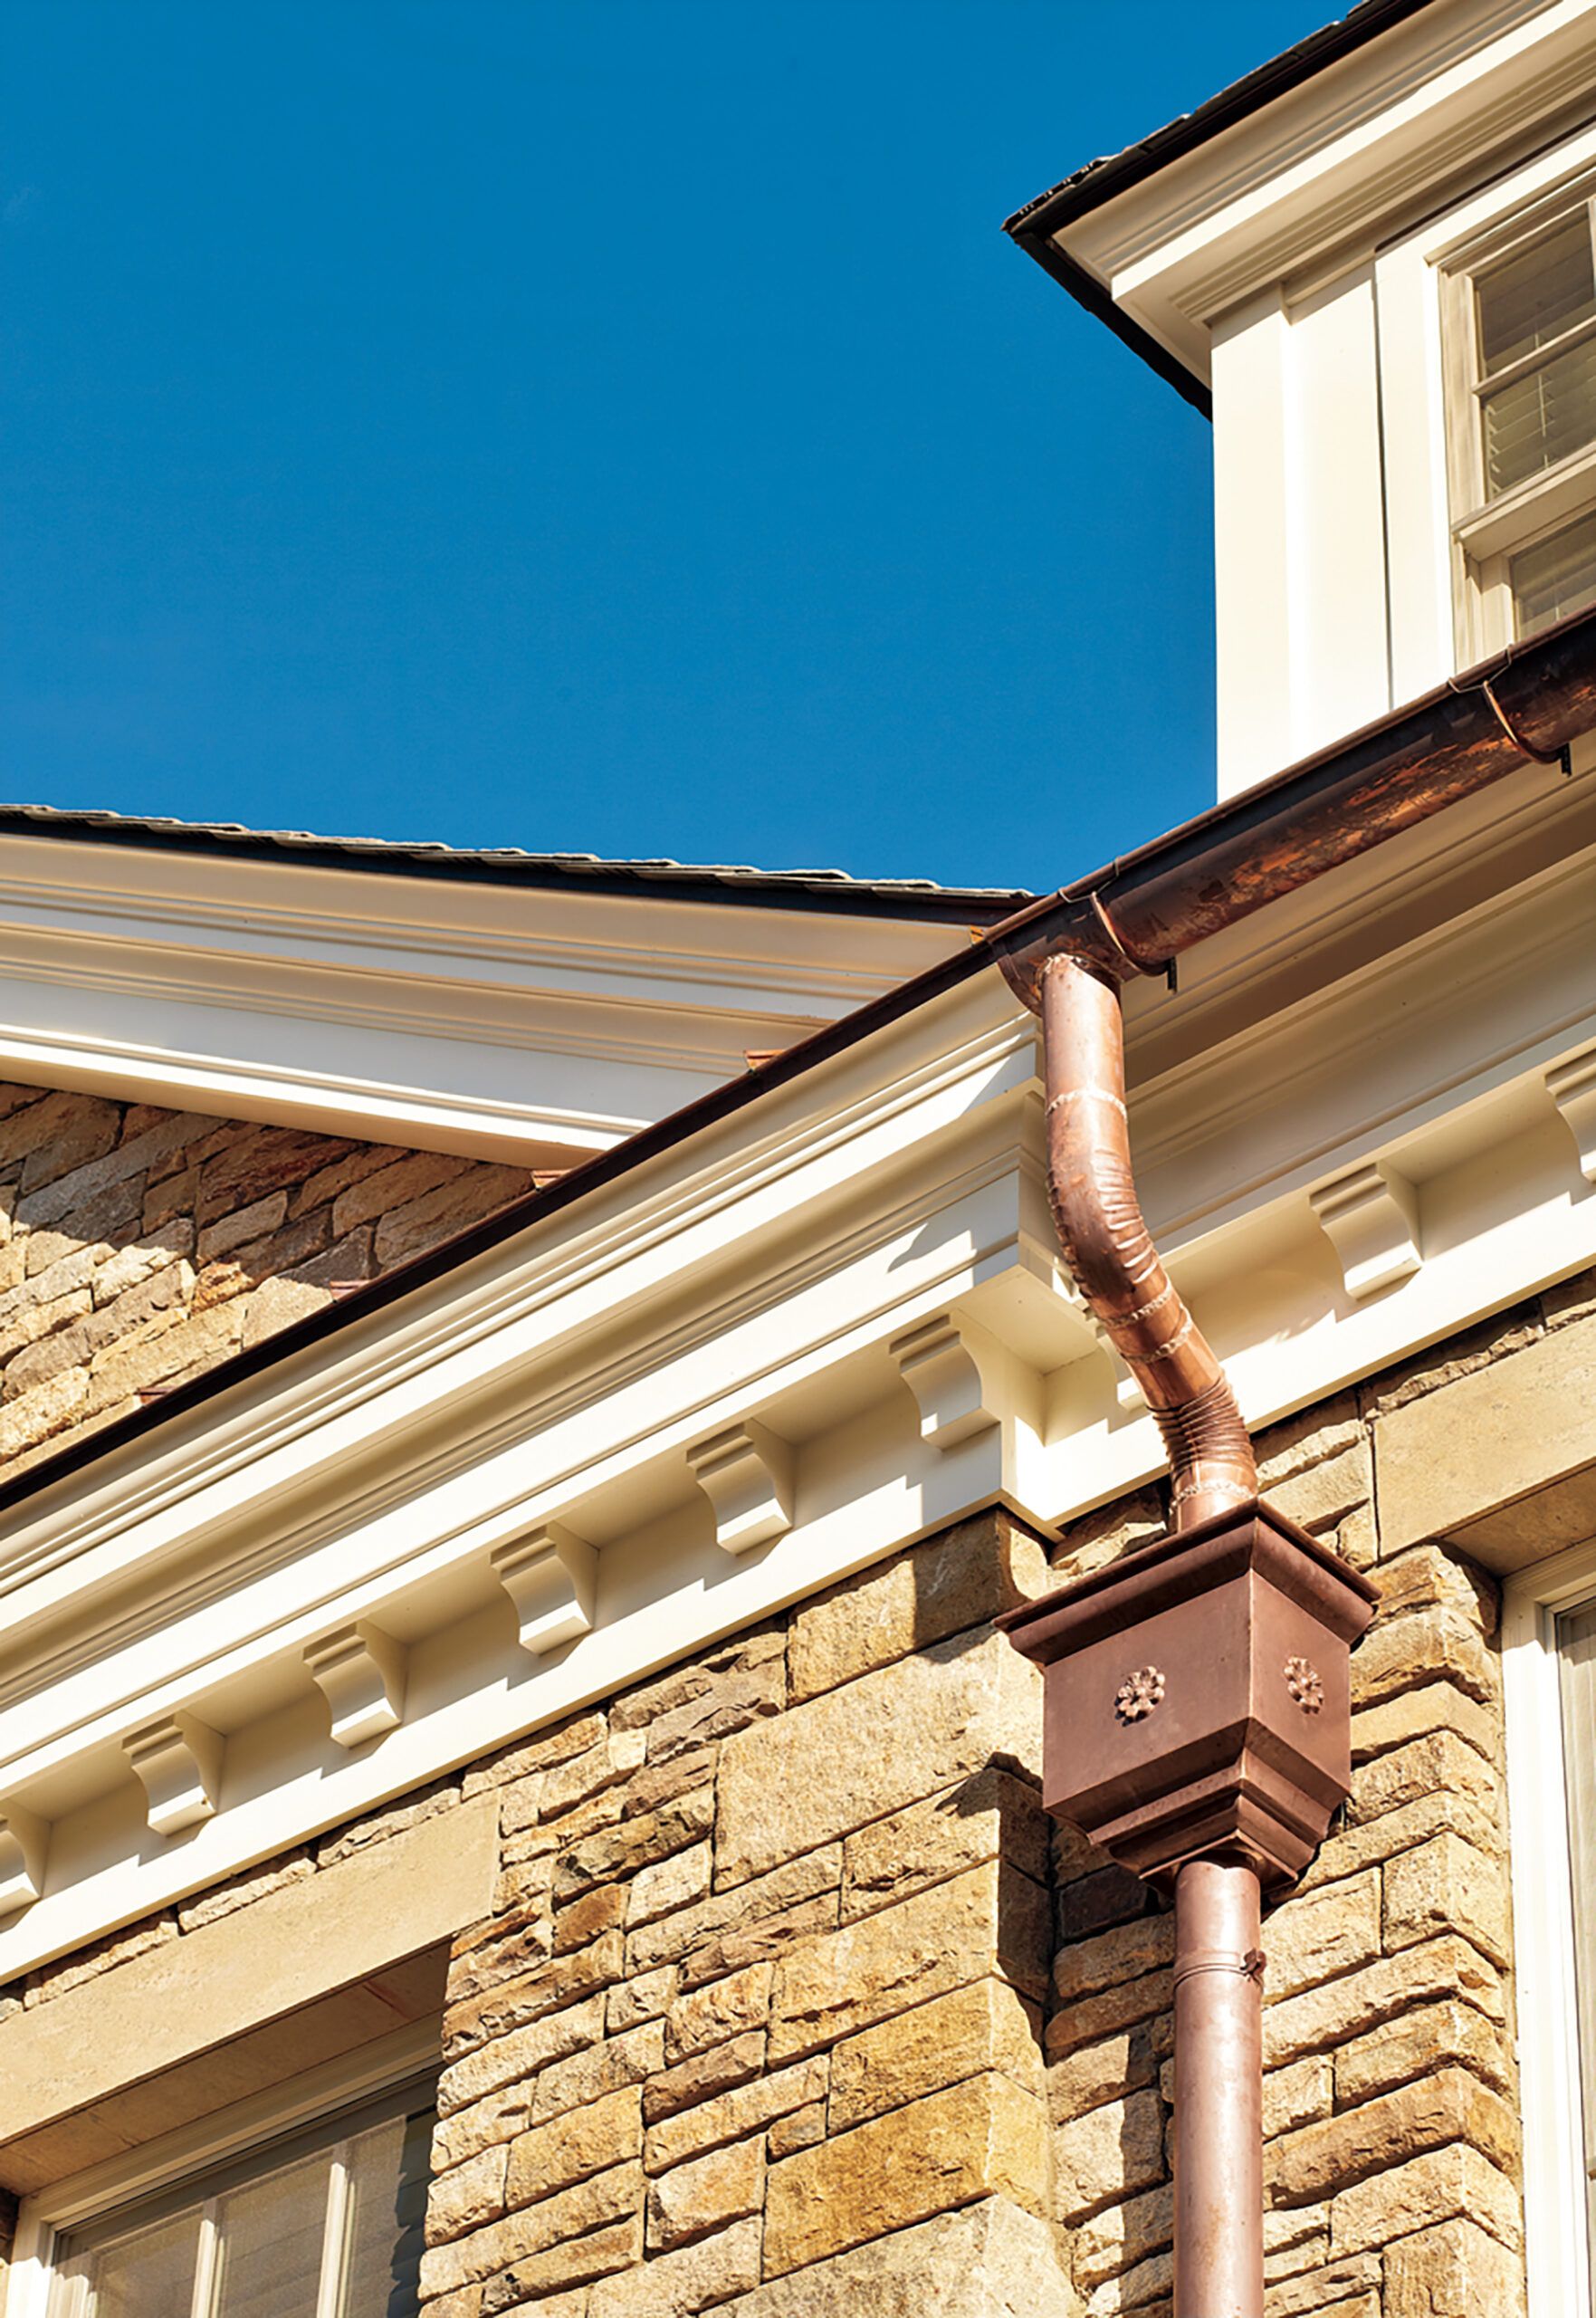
[
  {"left": 1482, "top": 330, "right": 1596, "bottom": 493},
  {"left": 1558, "top": 1597, "right": 1596, "bottom": 2289},
  {"left": 339, "top": 2110, "right": 431, "bottom": 2318},
  {"left": 72, "top": 2214, "right": 199, "bottom": 2318},
  {"left": 213, "top": 2150, "right": 327, "bottom": 2318},
  {"left": 1510, "top": 509, "right": 1596, "bottom": 636},
  {"left": 1477, "top": 210, "right": 1596, "bottom": 374}
]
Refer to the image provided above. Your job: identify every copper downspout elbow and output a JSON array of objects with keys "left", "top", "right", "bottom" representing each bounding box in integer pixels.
[{"left": 1038, "top": 953, "right": 1257, "bottom": 1528}]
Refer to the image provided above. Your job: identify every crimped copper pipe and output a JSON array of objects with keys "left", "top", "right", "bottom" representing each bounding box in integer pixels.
[
  {"left": 1039, "top": 953, "right": 1256, "bottom": 1528},
  {"left": 1173, "top": 1857, "right": 1266, "bottom": 2317}
]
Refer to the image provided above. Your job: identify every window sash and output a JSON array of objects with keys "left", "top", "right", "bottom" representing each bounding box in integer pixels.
[
  {"left": 47, "top": 2081, "right": 434, "bottom": 2318},
  {"left": 1444, "top": 180, "right": 1596, "bottom": 655}
]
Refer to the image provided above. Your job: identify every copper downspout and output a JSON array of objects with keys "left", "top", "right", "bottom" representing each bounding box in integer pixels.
[
  {"left": 1034, "top": 949, "right": 1266, "bottom": 2313},
  {"left": 1038, "top": 956, "right": 1256, "bottom": 1529},
  {"left": 1172, "top": 1857, "right": 1266, "bottom": 2317}
]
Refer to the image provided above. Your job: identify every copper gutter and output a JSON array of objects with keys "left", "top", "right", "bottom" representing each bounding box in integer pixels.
[
  {"left": 989, "top": 609, "right": 1596, "bottom": 996},
  {"left": 994, "top": 617, "right": 1596, "bottom": 2318}
]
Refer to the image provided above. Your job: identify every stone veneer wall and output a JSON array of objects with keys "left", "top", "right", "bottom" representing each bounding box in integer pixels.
[
  {"left": 0, "top": 1081, "right": 534, "bottom": 1478},
  {"left": 7, "top": 1271, "right": 1595, "bottom": 2316}
]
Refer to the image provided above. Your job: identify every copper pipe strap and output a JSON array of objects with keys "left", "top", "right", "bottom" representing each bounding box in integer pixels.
[
  {"left": 1045, "top": 1085, "right": 1128, "bottom": 1117},
  {"left": 1172, "top": 1947, "right": 1267, "bottom": 1990}
]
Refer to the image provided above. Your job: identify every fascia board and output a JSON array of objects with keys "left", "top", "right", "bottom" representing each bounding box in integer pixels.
[
  {"left": 1054, "top": 0, "right": 1591, "bottom": 388},
  {"left": 0, "top": 833, "right": 971, "bottom": 1158}
]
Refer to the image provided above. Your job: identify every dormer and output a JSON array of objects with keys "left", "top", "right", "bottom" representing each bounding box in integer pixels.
[{"left": 1010, "top": 0, "right": 1596, "bottom": 796}]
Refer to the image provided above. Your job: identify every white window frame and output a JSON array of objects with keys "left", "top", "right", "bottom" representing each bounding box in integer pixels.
[
  {"left": 1440, "top": 174, "right": 1596, "bottom": 658},
  {"left": 1375, "top": 119, "right": 1596, "bottom": 704},
  {"left": 4, "top": 2020, "right": 436, "bottom": 2318},
  {"left": 1503, "top": 1532, "right": 1596, "bottom": 2318}
]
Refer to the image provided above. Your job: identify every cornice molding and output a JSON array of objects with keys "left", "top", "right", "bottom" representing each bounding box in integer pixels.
[
  {"left": 0, "top": 832, "right": 968, "bottom": 1163},
  {"left": 1057, "top": 0, "right": 1594, "bottom": 386}
]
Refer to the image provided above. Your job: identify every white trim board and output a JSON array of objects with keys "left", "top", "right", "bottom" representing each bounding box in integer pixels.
[{"left": 1503, "top": 1533, "right": 1596, "bottom": 2318}]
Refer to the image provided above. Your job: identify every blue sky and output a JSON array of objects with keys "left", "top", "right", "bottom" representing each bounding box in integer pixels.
[{"left": 4, "top": 3, "right": 1333, "bottom": 894}]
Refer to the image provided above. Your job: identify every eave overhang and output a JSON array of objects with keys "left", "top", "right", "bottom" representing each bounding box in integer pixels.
[{"left": 1007, "top": 0, "right": 1596, "bottom": 403}]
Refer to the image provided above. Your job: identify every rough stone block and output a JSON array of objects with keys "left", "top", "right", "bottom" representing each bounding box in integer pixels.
[
  {"left": 435, "top": 1994, "right": 607, "bottom": 2124},
  {"left": 589, "top": 2216, "right": 762, "bottom": 2317},
  {"left": 1047, "top": 2018, "right": 1166, "bottom": 2122},
  {"left": 608, "top": 1965, "right": 677, "bottom": 2035},
  {"left": 1072, "top": 2182, "right": 1173, "bottom": 2291},
  {"left": 663, "top": 1960, "right": 772, "bottom": 2064},
  {"left": 1351, "top": 1681, "right": 1499, "bottom": 1768},
  {"left": 610, "top": 1630, "right": 783, "bottom": 1735},
  {"left": 643, "top": 2030, "right": 765, "bottom": 2124},
  {"left": 715, "top": 1630, "right": 1040, "bottom": 1889},
  {"left": 478, "top": 2214, "right": 643, "bottom": 2311},
  {"left": 627, "top": 1842, "right": 712, "bottom": 1931},
  {"left": 1264, "top": 1935, "right": 1505, "bottom": 2070},
  {"left": 426, "top": 2143, "right": 510, "bottom": 2246},
  {"left": 554, "top": 1788, "right": 716, "bottom": 1904},
  {"left": 841, "top": 1767, "right": 1049, "bottom": 1920},
  {"left": 788, "top": 1514, "right": 1048, "bottom": 1702},
  {"left": 1262, "top": 2055, "right": 1333, "bottom": 2138},
  {"left": 1267, "top": 2067, "right": 1517, "bottom": 2210},
  {"left": 1044, "top": 1969, "right": 1173, "bottom": 2064},
  {"left": 1384, "top": 1834, "right": 1511, "bottom": 1968},
  {"left": 624, "top": 1848, "right": 839, "bottom": 1981},
  {"left": 1053, "top": 2086, "right": 1165, "bottom": 2224},
  {"left": 1295, "top": 1792, "right": 1501, "bottom": 1896},
  {"left": 829, "top": 1976, "right": 1041, "bottom": 2132},
  {"left": 1348, "top": 1730, "right": 1499, "bottom": 1826},
  {"left": 645, "top": 2139, "right": 764, "bottom": 2252},
  {"left": 423, "top": 2161, "right": 643, "bottom": 2299},
  {"left": 1351, "top": 1611, "right": 1498, "bottom": 1710},
  {"left": 1054, "top": 1912, "right": 1175, "bottom": 2008},
  {"left": 1333, "top": 1998, "right": 1512, "bottom": 2108},
  {"left": 1382, "top": 2217, "right": 1524, "bottom": 2315},
  {"left": 768, "top": 1861, "right": 1047, "bottom": 2065},
  {"left": 762, "top": 2074, "right": 1049, "bottom": 2277},
  {"left": 1330, "top": 2141, "right": 1522, "bottom": 2256},
  {"left": 1264, "top": 1872, "right": 1381, "bottom": 2003},
  {"left": 532, "top": 2021, "right": 664, "bottom": 2125},
  {"left": 717, "top": 2197, "right": 1078, "bottom": 2315},
  {"left": 444, "top": 1932, "right": 626, "bottom": 2060},
  {"left": 504, "top": 2087, "right": 643, "bottom": 2208},
  {"left": 643, "top": 2055, "right": 828, "bottom": 2176}
]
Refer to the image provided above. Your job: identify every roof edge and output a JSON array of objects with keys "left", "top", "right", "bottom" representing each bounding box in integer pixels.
[
  {"left": 1004, "top": 0, "right": 1438, "bottom": 403},
  {"left": 0, "top": 803, "right": 1030, "bottom": 926}
]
